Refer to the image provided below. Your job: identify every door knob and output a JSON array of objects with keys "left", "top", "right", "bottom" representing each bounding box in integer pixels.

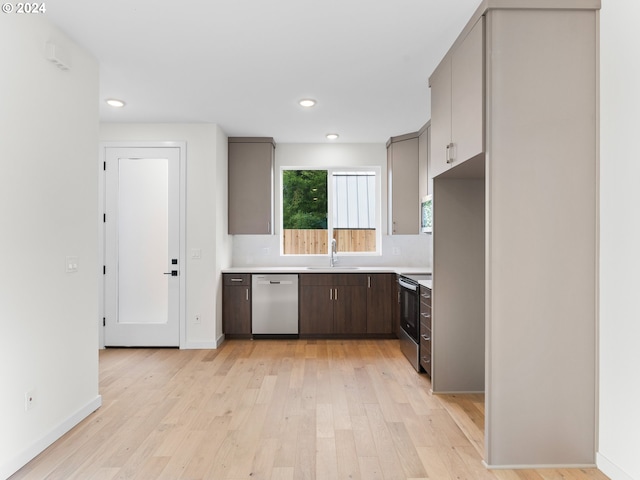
[{"left": 163, "top": 270, "right": 178, "bottom": 276}]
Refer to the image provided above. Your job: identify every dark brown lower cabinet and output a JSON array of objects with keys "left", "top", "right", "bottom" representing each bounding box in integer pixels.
[
  {"left": 299, "top": 274, "right": 367, "bottom": 336},
  {"left": 419, "top": 284, "right": 432, "bottom": 375},
  {"left": 366, "top": 273, "right": 394, "bottom": 334},
  {"left": 222, "top": 273, "right": 251, "bottom": 338},
  {"left": 394, "top": 274, "right": 402, "bottom": 337},
  {"left": 334, "top": 285, "right": 367, "bottom": 334},
  {"left": 299, "top": 285, "right": 335, "bottom": 335},
  {"left": 299, "top": 273, "right": 393, "bottom": 337}
]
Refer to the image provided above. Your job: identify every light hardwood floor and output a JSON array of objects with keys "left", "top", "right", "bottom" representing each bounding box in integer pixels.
[{"left": 10, "top": 339, "right": 609, "bottom": 480}]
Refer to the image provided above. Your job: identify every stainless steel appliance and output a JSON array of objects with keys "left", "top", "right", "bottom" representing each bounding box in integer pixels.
[
  {"left": 398, "top": 273, "right": 431, "bottom": 371},
  {"left": 251, "top": 274, "right": 299, "bottom": 337}
]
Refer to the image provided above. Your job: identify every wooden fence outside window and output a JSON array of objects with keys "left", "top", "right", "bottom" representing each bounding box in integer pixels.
[{"left": 283, "top": 229, "right": 376, "bottom": 255}]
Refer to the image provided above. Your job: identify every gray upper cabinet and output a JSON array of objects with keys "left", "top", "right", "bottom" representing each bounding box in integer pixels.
[
  {"left": 418, "top": 121, "right": 431, "bottom": 198},
  {"left": 429, "top": 16, "right": 484, "bottom": 178},
  {"left": 228, "top": 137, "right": 275, "bottom": 234},
  {"left": 387, "top": 132, "right": 419, "bottom": 235}
]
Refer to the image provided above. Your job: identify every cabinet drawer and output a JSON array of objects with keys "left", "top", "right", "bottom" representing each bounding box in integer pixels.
[
  {"left": 419, "top": 305, "right": 432, "bottom": 330},
  {"left": 420, "top": 326, "right": 432, "bottom": 349},
  {"left": 299, "top": 273, "right": 367, "bottom": 286},
  {"left": 420, "top": 287, "right": 432, "bottom": 307},
  {"left": 420, "top": 349, "right": 432, "bottom": 376},
  {"left": 223, "top": 273, "right": 250, "bottom": 286}
]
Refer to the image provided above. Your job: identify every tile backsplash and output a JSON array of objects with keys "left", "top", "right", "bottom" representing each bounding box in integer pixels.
[{"left": 231, "top": 234, "right": 432, "bottom": 269}]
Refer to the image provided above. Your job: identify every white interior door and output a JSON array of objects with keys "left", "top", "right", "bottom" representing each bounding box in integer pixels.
[{"left": 104, "top": 147, "right": 181, "bottom": 346}]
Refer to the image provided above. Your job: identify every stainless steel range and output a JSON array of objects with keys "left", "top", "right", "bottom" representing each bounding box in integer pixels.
[{"left": 398, "top": 273, "right": 431, "bottom": 371}]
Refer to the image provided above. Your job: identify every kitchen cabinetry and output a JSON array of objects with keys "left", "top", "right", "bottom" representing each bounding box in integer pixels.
[
  {"left": 429, "top": 1, "right": 599, "bottom": 467},
  {"left": 429, "top": 16, "right": 484, "bottom": 178},
  {"left": 222, "top": 272, "right": 396, "bottom": 338},
  {"left": 228, "top": 137, "right": 275, "bottom": 234},
  {"left": 222, "top": 274, "right": 251, "bottom": 338},
  {"left": 366, "top": 274, "right": 394, "bottom": 334},
  {"left": 394, "top": 275, "right": 401, "bottom": 337},
  {"left": 299, "top": 285, "right": 334, "bottom": 335},
  {"left": 419, "top": 285, "right": 432, "bottom": 376},
  {"left": 387, "top": 132, "right": 419, "bottom": 234},
  {"left": 300, "top": 273, "right": 394, "bottom": 336},
  {"left": 418, "top": 121, "right": 431, "bottom": 198},
  {"left": 298, "top": 273, "right": 398, "bottom": 336},
  {"left": 299, "top": 274, "right": 367, "bottom": 336}
]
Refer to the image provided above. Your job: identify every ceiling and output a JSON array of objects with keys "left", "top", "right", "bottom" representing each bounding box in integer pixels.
[{"left": 47, "top": 0, "right": 483, "bottom": 143}]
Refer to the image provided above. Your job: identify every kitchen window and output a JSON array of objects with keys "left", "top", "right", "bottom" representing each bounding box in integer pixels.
[{"left": 281, "top": 168, "right": 380, "bottom": 255}]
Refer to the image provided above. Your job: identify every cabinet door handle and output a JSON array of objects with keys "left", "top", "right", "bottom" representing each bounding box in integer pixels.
[
  {"left": 335, "top": 288, "right": 338, "bottom": 301},
  {"left": 421, "top": 312, "right": 431, "bottom": 318},
  {"left": 231, "top": 278, "right": 244, "bottom": 282},
  {"left": 330, "top": 288, "right": 333, "bottom": 300},
  {"left": 421, "top": 334, "right": 431, "bottom": 341},
  {"left": 446, "top": 142, "right": 455, "bottom": 164},
  {"left": 368, "top": 276, "right": 371, "bottom": 288},
  {"left": 245, "top": 288, "right": 249, "bottom": 301}
]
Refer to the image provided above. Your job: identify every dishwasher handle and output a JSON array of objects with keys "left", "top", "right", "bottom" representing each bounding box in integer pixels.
[{"left": 256, "top": 280, "right": 294, "bottom": 285}]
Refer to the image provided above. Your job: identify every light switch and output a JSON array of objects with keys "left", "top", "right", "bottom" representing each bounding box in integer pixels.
[
  {"left": 65, "top": 256, "right": 78, "bottom": 273},
  {"left": 191, "top": 249, "right": 201, "bottom": 259}
]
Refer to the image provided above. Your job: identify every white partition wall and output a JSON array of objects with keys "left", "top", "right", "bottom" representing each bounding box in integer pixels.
[
  {"left": 0, "top": 16, "right": 100, "bottom": 478},
  {"left": 599, "top": 1, "right": 640, "bottom": 479}
]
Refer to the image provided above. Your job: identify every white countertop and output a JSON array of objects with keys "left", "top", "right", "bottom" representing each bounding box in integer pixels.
[
  {"left": 222, "top": 266, "right": 431, "bottom": 275},
  {"left": 418, "top": 279, "right": 433, "bottom": 289}
]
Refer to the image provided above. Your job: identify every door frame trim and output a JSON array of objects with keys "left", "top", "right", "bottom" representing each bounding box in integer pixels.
[{"left": 98, "top": 141, "right": 187, "bottom": 349}]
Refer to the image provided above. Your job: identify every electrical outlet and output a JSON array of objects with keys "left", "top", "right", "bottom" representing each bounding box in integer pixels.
[
  {"left": 392, "top": 247, "right": 401, "bottom": 256},
  {"left": 25, "top": 390, "right": 35, "bottom": 411},
  {"left": 194, "top": 314, "right": 201, "bottom": 325}
]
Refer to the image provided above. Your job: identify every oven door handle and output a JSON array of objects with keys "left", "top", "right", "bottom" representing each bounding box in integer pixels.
[{"left": 399, "top": 278, "right": 418, "bottom": 291}]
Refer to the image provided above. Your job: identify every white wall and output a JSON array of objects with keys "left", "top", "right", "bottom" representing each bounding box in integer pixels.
[
  {"left": 598, "top": 2, "right": 640, "bottom": 479},
  {"left": 0, "top": 16, "right": 101, "bottom": 479},
  {"left": 232, "top": 142, "right": 432, "bottom": 268},
  {"left": 99, "top": 124, "right": 230, "bottom": 348}
]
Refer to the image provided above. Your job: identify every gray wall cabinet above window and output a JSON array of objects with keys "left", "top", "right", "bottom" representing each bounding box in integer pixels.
[{"left": 228, "top": 137, "right": 275, "bottom": 234}]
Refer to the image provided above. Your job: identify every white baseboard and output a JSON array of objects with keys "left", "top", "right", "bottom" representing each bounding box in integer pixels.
[
  {"left": 483, "top": 461, "right": 596, "bottom": 470},
  {"left": 597, "top": 452, "right": 637, "bottom": 480},
  {"left": 182, "top": 339, "right": 222, "bottom": 350},
  {"left": 433, "top": 390, "right": 485, "bottom": 394},
  {"left": 1, "top": 395, "right": 102, "bottom": 480}
]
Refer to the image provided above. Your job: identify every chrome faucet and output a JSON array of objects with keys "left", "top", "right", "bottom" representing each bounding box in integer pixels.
[{"left": 330, "top": 238, "right": 338, "bottom": 267}]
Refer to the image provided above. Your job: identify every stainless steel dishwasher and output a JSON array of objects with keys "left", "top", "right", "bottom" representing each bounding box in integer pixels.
[{"left": 251, "top": 274, "right": 299, "bottom": 336}]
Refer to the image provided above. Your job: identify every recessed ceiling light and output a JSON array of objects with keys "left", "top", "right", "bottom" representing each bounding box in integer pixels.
[
  {"left": 326, "top": 133, "right": 339, "bottom": 140},
  {"left": 299, "top": 98, "right": 316, "bottom": 108},
  {"left": 106, "top": 98, "right": 126, "bottom": 108}
]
